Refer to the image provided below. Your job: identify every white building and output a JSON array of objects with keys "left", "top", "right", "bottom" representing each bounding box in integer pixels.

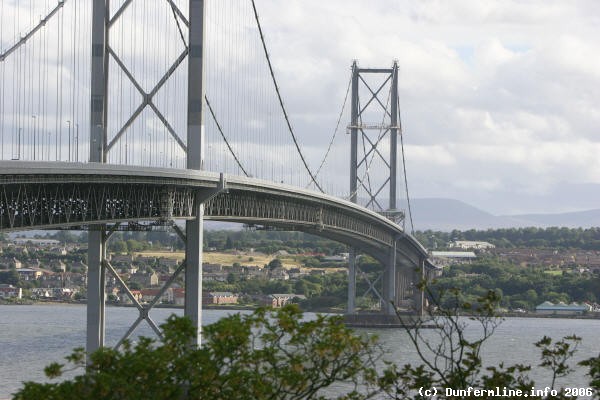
[
  {"left": 12, "top": 238, "right": 60, "bottom": 246},
  {"left": 450, "top": 240, "right": 495, "bottom": 250},
  {"left": 0, "top": 284, "right": 22, "bottom": 299}
]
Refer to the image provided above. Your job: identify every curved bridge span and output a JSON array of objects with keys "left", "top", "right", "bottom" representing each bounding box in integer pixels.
[{"left": 0, "top": 161, "right": 428, "bottom": 266}]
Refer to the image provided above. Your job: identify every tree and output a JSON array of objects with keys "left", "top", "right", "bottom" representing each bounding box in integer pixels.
[
  {"left": 225, "top": 235, "right": 234, "bottom": 250},
  {"left": 109, "top": 240, "right": 128, "bottom": 254},
  {"left": 14, "top": 285, "right": 600, "bottom": 399},
  {"left": 14, "top": 306, "right": 382, "bottom": 400},
  {"left": 267, "top": 258, "right": 282, "bottom": 270},
  {"left": 0, "top": 269, "right": 19, "bottom": 286}
]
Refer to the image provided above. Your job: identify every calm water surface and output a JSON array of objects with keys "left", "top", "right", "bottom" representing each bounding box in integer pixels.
[{"left": 1, "top": 304, "right": 599, "bottom": 398}]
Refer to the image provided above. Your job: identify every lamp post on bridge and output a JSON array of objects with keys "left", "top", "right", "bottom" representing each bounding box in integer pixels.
[
  {"left": 66, "top": 120, "right": 71, "bottom": 162},
  {"left": 32, "top": 115, "right": 37, "bottom": 161}
]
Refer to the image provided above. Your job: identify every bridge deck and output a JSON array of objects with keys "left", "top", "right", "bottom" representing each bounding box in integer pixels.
[{"left": 0, "top": 161, "right": 428, "bottom": 265}]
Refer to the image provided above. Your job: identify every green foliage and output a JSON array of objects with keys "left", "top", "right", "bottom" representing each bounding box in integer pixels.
[
  {"left": 380, "top": 287, "right": 585, "bottom": 399},
  {"left": 433, "top": 261, "right": 600, "bottom": 310},
  {"left": 415, "top": 227, "right": 600, "bottom": 250},
  {"left": 267, "top": 258, "right": 283, "bottom": 270},
  {"left": 14, "top": 306, "right": 381, "bottom": 400},
  {"left": 0, "top": 269, "right": 19, "bottom": 285},
  {"left": 13, "top": 283, "right": 600, "bottom": 399}
]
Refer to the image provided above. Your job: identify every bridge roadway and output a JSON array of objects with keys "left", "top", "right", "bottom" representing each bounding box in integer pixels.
[{"left": 0, "top": 161, "right": 429, "bottom": 267}]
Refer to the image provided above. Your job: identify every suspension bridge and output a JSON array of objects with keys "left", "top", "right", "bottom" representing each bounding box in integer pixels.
[{"left": 0, "top": 0, "right": 437, "bottom": 353}]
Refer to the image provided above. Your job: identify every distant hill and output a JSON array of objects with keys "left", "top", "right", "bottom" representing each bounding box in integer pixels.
[
  {"left": 402, "top": 198, "right": 524, "bottom": 231},
  {"left": 403, "top": 198, "right": 600, "bottom": 231},
  {"left": 508, "top": 209, "right": 600, "bottom": 229}
]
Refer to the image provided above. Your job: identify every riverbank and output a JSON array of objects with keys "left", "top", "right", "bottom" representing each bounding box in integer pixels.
[{"left": 3, "top": 299, "right": 600, "bottom": 319}]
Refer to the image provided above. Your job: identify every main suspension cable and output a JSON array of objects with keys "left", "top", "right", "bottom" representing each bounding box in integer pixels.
[
  {"left": 250, "top": 0, "right": 324, "bottom": 193},
  {"left": 205, "top": 95, "right": 249, "bottom": 177},
  {"left": 398, "top": 95, "right": 414, "bottom": 234},
  {"left": 308, "top": 73, "right": 352, "bottom": 187},
  {"left": 0, "top": 1, "right": 66, "bottom": 62}
]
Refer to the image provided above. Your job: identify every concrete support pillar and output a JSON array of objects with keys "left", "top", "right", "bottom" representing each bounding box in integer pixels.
[
  {"left": 413, "top": 258, "right": 425, "bottom": 316},
  {"left": 86, "top": 230, "right": 105, "bottom": 355},
  {"left": 347, "top": 248, "right": 356, "bottom": 314},
  {"left": 87, "top": 0, "right": 108, "bottom": 359},
  {"left": 389, "top": 62, "right": 398, "bottom": 210},
  {"left": 383, "top": 240, "right": 397, "bottom": 315},
  {"left": 185, "top": 205, "right": 203, "bottom": 346},
  {"left": 90, "top": 0, "right": 108, "bottom": 163},
  {"left": 185, "top": 0, "right": 206, "bottom": 346},
  {"left": 349, "top": 62, "right": 359, "bottom": 204}
]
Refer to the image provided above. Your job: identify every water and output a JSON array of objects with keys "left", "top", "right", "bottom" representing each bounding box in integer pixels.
[{"left": 1, "top": 305, "right": 599, "bottom": 399}]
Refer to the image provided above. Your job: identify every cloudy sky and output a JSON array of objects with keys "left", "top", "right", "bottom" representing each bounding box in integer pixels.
[
  {"left": 1, "top": 1, "right": 599, "bottom": 216},
  {"left": 254, "top": 0, "right": 600, "bottom": 215}
]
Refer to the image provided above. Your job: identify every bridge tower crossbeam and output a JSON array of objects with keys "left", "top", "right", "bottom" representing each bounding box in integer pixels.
[{"left": 86, "top": 0, "right": 212, "bottom": 357}]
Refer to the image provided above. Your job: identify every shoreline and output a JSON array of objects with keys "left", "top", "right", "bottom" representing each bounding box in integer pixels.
[{"left": 2, "top": 300, "right": 600, "bottom": 320}]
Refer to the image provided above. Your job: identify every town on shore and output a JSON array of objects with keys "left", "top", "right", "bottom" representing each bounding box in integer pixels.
[{"left": 1, "top": 227, "right": 600, "bottom": 317}]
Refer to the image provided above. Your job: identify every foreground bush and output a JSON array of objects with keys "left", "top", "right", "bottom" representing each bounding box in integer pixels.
[
  {"left": 14, "top": 296, "right": 600, "bottom": 399},
  {"left": 14, "top": 306, "right": 381, "bottom": 400}
]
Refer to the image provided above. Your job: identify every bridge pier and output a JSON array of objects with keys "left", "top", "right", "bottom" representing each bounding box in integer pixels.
[
  {"left": 347, "top": 249, "right": 357, "bottom": 314},
  {"left": 184, "top": 209, "right": 203, "bottom": 346},
  {"left": 86, "top": 229, "right": 106, "bottom": 354},
  {"left": 382, "top": 240, "right": 397, "bottom": 315}
]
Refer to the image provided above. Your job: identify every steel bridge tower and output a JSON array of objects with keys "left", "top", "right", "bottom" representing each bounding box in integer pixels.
[
  {"left": 346, "top": 61, "right": 423, "bottom": 319},
  {"left": 87, "top": 0, "right": 221, "bottom": 355}
]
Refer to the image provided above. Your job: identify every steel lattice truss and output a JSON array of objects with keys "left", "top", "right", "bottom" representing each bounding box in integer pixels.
[
  {"left": 206, "top": 192, "right": 393, "bottom": 248},
  {"left": 0, "top": 182, "right": 406, "bottom": 260},
  {"left": 0, "top": 183, "right": 195, "bottom": 230}
]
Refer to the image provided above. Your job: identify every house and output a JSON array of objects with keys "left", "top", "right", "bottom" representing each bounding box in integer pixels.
[
  {"left": 244, "top": 265, "right": 266, "bottom": 279},
  {"left": 263, "top": 294, "right": 306, "bottom": 308},
  {"left": 50, "top": 260, "right": 67, "bottom": 272},
  {"left": 0, "top": 257, "right": 22, "bottom": 269},
  {"left": 51, "top": 247, "right": 68, "bottom": 256},
  {"left": 158, "top": 257, "right": 180, "bottom": 269},
  {"left": 204, "top": 271, "right": 229, "bottom": 282},
  {"left": 535, "top": 301, "right": 591, "bottom": 315},
  {"left": 129, "top": 271, "right": 159, "bottom": 287},
  {"left": 203, "top": 291, "right": 239, "bottom": 305},
  {"left": 140, "top": 288, "right": 171, "bottom": 303},
  {"left": 287, "top": 268, "right": 307, "bottom": 279},
  {"left": 120, "top": 290, "right": 143, "bottom": 304},
  {"left": 31, "top": 288, "right": 53, "bottom": 299},
  {"left": 172, "top": 288, "right": 185, "bottom": 305},
  {"left": 70, "top": 261, "right": 88, "bottom": 272},
  {"left": 224, "top": 264, "right": 244, "bottom": 274},
  {"left": 0, "top": 284, "right": 22, "bottom": 299},
  {"left": 122, "top": 266, "right": 138, "bottom": 274},
  {"left": 269, "top": 267, "right": 289, "bottom": 281},
  {"left": 12, "top": 238, "right": 60, "bottom": 247},
  {"left": 202, "top": 263, "right": 222, "bottom": 273},
  {"left": 26, "top": 259, "right": 42, "bottom": 269},
  {"left": 110, "top": 254, "right": 134, "bottom": 265},
  {"left": 322, "top": 255, "right": 347, "bottom": 262},
  {"left": 136, "top": 256, "right": 156, "bottom": 266},
  {"left": 17, "top": 268, "right": 44, "bottom": 281}
]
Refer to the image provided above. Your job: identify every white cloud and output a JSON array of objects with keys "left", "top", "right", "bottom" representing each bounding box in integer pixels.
[{"left": 1, "top": 0, "right": 599, "bottom": 214}]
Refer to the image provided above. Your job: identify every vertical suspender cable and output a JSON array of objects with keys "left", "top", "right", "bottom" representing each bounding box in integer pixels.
[
  {"left": 59, "top": 7, "right": 64, "bottom": 160},
  {"left": 398, "top": 95, "right": 414, "bottom": 234},
  {"left": 250, "top": 0, "right": 324, "bottom": 193},
  {"left": 0, "top": 0, "right": 4, "bottom": 159}
]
